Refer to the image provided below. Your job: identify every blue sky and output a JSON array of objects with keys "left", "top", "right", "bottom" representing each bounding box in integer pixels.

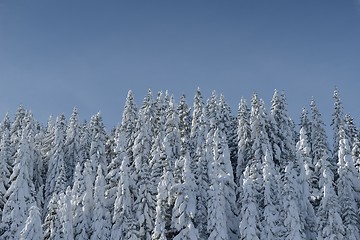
[{"left": 0, "top": 0, "right": 360, "bottom": 130}]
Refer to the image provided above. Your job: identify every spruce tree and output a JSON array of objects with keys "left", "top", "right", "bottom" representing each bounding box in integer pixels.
[
  {"left": 282, "top": 161, "right": 306, "bottom": 239},
  {"left": 316, "top": 159, "right": 345, "bottom": 239},
  {"left": 106, "top": 90, "right": 138, "bottom": 211},
  {"left": 91, "top": 165, "right": 111, "bottom": 240},
  {"left": 172, "top": 150, "right": 199, "bottom": 240},
  {"left": 89, "top": 113, "right": 108, "bottom": 183},
  {"left": 20, "top": 205, "right": 43, "bottom": 240},
  {"left": 0, "top": 126, "right": 12, "bottom": 220},
  {"left": 0, "top": 125, "right": 36, "bottom": 239},
  {"left": 239, "top": 166, "right": 261, "bottom": 240},
  {"left": 218, "top": 94, "right": 238, "bottom": 179},
  {"left": 310, "top": 99, "right": 331, "bottom": 209},
  {"left": 178, "top": 94, "right": 192, "bottom": 148},
  {"left": 270, "top": 90, "right": 296, "bottom": 170},
  {"left": 44, "top": 114, "right": 66, "bottom": 212},
  {"left": 152, "top": 162, "right": 174, "bottom": 239},
  {"left": 82, "top": 160, "right": 95, "bottom": 239},
  {"left": 43, "top": 193, "right": 62, "bottom": 240},
  {"left": 189, "top": 89, "right": 209, "bottom": 239},
  {"left": 72, "top": 162, "right": 88, "bottom": 240},
  {"left": 111, "top": 154, "right": 137, "bottom": 240},
  {"left": 295, "top": 126, "right": 317, "bottom": 239},
  {"left": 132, "top": 112, "right": 155, "bottom": 239},
  {"left": 331, "top": 88, "right": 344, "bottom": 165},
  {"left": 336, "top": 125, "right": 360, "bottom": 239},
  {"left": 64, "top": 107, "right": 81, "bottom": 186},
  {"left": 59, "top": 187, "right": 74, "bottom": 240},
  {"left": 236, "top": 97, "right": 252, "bottom": 186}
]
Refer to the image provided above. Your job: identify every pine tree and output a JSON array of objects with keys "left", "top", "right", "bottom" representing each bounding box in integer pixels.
[
  {"left": 91, "top": 165, "right": 111, "bottom": 240},
  {"left": 20, "top": 205, "right": 43, "bottom": 240}
]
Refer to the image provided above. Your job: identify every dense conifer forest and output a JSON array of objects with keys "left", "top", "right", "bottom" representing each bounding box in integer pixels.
[{"left": 0, "top": 88, "right": 359, "bottom": 239}]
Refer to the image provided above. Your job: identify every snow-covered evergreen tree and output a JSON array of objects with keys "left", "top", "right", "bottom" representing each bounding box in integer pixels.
[
  {"left": 0, "top": 124, "right": 36, "bottom": 239},
  {"left": 207, "top": 127, "right": 238, "bottom": 240},
  {"left": 316, "top": 159, "right": 345, "bottom": 239},
  {"left": 59, "top": 187, "right": 74, "bottom": 240},
  {"left": 336, "top": 125, "right": 360, "bottom": 239},
  {"left": 310, "top": 99, "right": 331, "bottom": 209},
  {"left": 270, "top": 90, "right": 296, "bottom": 170},
  {"left": 72, "top": 162, "right": 88, "bottom": 240},
  {"left": 43, "top": 193, "right": 62, "bottom": 240},
  {"left": 189, "top": 89, "right": 209, "bottom": 239},
  {"left": 172, "top": 150, "right": 199, "bottom": 240},
  {"left": 64, "top": 107, "right": 81, "bottom": 186},
  {"left": 111, "top": 153, "right": 137, "bottom": 240},
  {"left": 282, "top": 161, "right": 306, "bottom": 240},
  {"left": 106, "top": 90, "right": 138, "bottom": 211},
  {"left": 82, "top": 160, "right": 95, "bottom": 239},
  {"left": 132, "top": 110, "right": 155, "bottom": 239},
  {"left": 44, "top": 114, "right": 66, "bottom": 212},
  {"left": 164, "top": 96, "right": 181, "bottom": 183},
  {"left": 261, "top": 149, "right": 283, "bottom": 240},
  {"left": 89, "top": 113, "right": 108, "bottom": 183},
  {"left": 178, "top": 94, "right": 192, "bottom": 148},
  {"left": 296, "top": 126, "right": 317, "bottom": 239},
  {"left": 218, "top": 94, "right": 238, "bottom": 179},
  {"left": 20, "top": 205, "right": 43, "bottom": 240},
  {"left": 239, "top": 166, "right": 261, "bottom": 240},
  {"left": 0, "top": 125, "right": 12, "bottom": 219},
  {"left": 10, "top": 105, "right": 26, "bottom": 157},
  {"left": 152, "top": 162, "right": 174, "bottom": 240},
  {"left": 239, "top": 94, "right": 267, "bottom": 240},
  {"left": 236, "top": 97, "right": 252, "bottom": 186},
  {"left": 91, "top": 165, "right": 111, "bottom": 240}
]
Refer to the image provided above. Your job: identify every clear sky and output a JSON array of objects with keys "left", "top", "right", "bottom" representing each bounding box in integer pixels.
[{"left": 0, "top": 0, "right": 360, "bottom": 130}]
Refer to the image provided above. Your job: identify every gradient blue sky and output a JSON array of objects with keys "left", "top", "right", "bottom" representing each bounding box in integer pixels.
[{"left": 0, "top": 0, "right": 360, "bottom": 130}]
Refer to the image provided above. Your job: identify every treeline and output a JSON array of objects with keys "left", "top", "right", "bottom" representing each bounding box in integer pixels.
[{"left": 0, "top": 88, "right": 359, "bottom": 239}]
